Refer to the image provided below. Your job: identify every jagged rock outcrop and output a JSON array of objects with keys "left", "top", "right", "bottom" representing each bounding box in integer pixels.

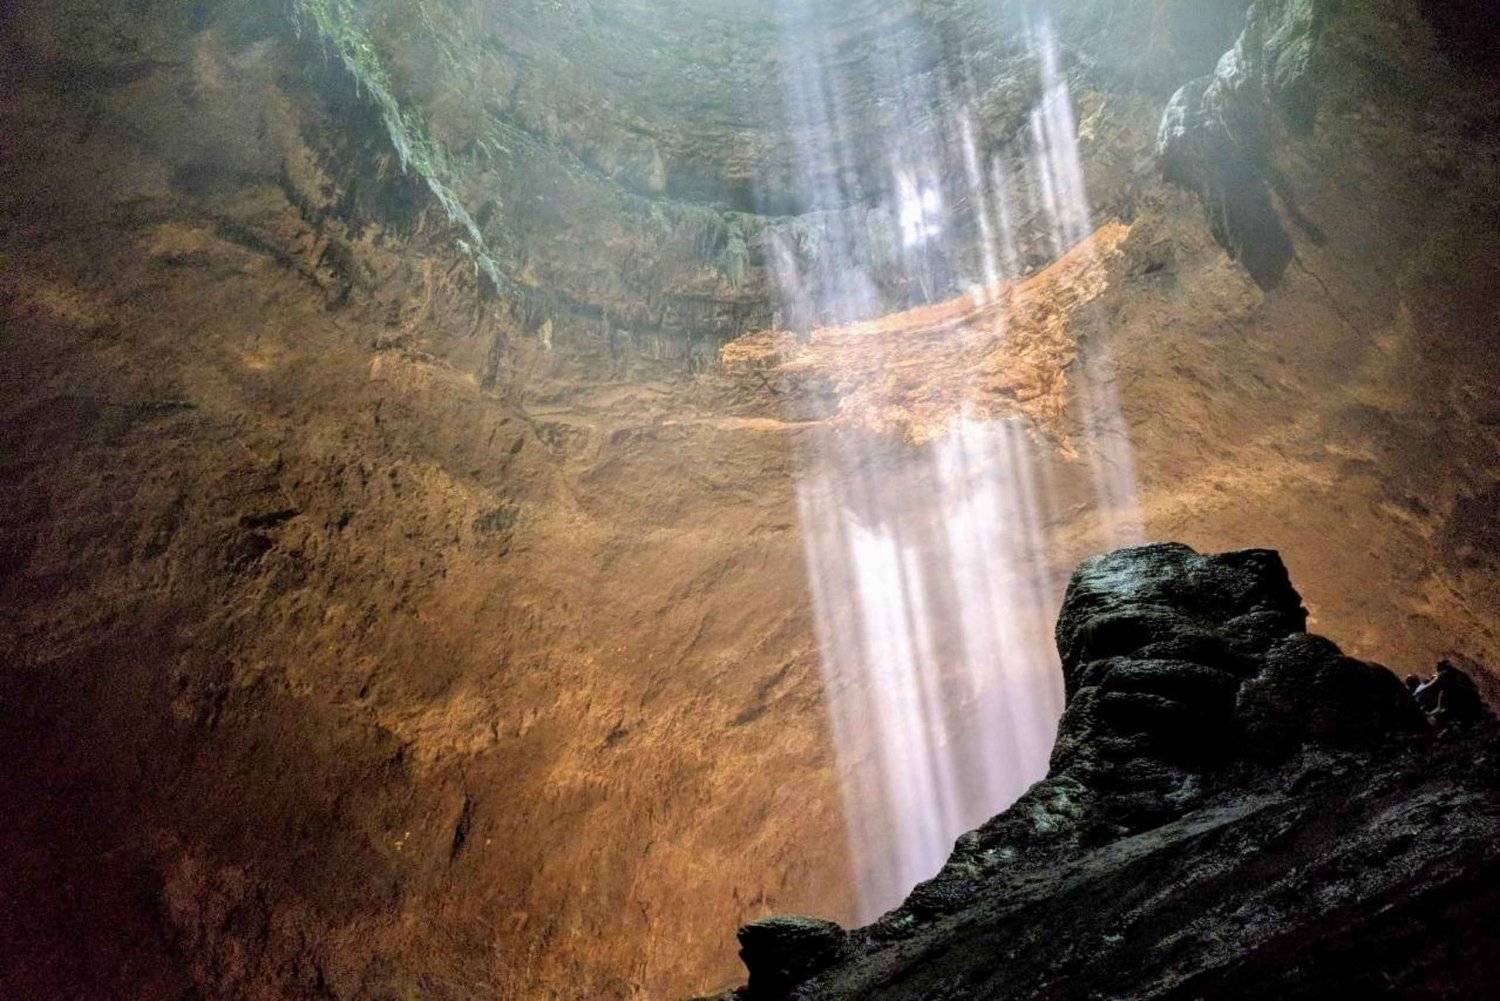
[
  {"left": 1156, "top": 0, "right": 1327, "bottom": 289},
  {"left": 715, "top": 543, "right": 1500, "bottom": 1000}
]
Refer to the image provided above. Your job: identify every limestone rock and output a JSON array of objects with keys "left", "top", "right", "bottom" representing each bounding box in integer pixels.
[
  {"left": 736, "top": 916, "right": 848, "bottom": 999},
  {"left": 713, "top": 544, "right": 1500, "bottom": 1000},
  {"left": 1156, "top": 0, "right": 1330, "bottom": 287},
  {"left": 1055, "top": 543, "right": 1306, "bottom": 689}
]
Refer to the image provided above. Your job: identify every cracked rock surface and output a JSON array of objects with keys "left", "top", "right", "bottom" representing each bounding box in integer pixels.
[{"left": 717, "top": 544, "right": 1500, "bottom": 1001}]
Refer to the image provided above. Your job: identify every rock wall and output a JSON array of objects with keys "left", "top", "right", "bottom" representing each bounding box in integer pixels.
[{"left": 0, "top": 0, "right": 1497, "bottom": 998}]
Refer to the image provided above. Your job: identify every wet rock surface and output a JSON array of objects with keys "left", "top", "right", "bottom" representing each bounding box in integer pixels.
[{"left": 718, "top": 543, "right": 1500, "bottom": 1000}]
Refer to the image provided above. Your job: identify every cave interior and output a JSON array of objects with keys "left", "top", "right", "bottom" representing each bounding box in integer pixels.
[{"left": 2, "top": 0, "right": 1499, "bottom": 998}]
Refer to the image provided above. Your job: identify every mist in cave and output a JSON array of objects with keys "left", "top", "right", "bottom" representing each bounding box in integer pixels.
[{"left": 764, "top": 9, "right": 1143, "bottom": 917}]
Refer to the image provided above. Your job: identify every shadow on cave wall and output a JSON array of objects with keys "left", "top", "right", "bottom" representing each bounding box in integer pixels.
[{"left": 1420, "top": 0, "right": 1500, "bottom": 73}]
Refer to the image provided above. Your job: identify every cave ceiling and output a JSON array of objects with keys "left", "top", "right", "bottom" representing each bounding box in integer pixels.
[
  {"left": 280, "top": 0, "right": 1254, "bottom": 346},
  {"left": 347, "top": 0, "right": 1248, "bottom": 209}
]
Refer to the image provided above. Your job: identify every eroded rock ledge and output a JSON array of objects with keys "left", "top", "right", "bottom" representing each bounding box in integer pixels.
[{"left": 709, "top": 543, "right": 1500, "bottom": 1000}]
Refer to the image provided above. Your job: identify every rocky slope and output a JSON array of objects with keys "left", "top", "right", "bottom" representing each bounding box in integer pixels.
[{"left": 718, "top": 543, "right": 1500, "bottom": 1000}]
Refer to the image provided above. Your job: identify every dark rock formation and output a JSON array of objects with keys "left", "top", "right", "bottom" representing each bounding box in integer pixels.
[
  {"left": 737, "top": 916, "right": 849, "bottom": 998},
  {"left": 1156, "top": 0, "right": 1327, "bottom": 288},
  {"left": 717, "top": 543, "right": 1500, "bottom": 1000}
]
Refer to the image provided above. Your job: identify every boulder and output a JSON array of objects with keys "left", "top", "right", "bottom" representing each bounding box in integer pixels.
[{"left": 736, "top": 916, "right": 848, "bottom": 999}]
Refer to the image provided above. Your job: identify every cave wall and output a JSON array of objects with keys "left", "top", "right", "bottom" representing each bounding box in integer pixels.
[
  {"left": 0, "top": 0, "right": 1497, "bottom": 998},
  {"left": 0, "top": 5, "right": 846, "bottom": 997}
]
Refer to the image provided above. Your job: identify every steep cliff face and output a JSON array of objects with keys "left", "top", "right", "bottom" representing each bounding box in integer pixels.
[
  {"left": 1, "top": 6, "right": 845, "bottom": 998},
  {"left": 720, "top": 544, "right": 1500, "bottom": 1000},
  {"left": 1, "top": 0, "right": 1497, "bottom": 998}
]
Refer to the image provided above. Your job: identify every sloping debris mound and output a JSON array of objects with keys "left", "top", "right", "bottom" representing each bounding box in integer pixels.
[{"left": 706, "top": 543, "right": 1500, "bottom": 1000}]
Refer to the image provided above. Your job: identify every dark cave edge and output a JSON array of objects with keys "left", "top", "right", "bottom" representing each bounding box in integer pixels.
[{"left": 706, "top": 542, "right": 1500, "bottom": 1001}]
